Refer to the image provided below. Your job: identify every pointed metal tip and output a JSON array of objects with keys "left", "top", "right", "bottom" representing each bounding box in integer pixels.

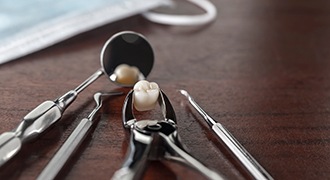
[
  {"left": 93, "top": 91, "right": 123, "bottom": 106},
  {"left": 178, "top": 89, "right": 189, "bottom": 98}
]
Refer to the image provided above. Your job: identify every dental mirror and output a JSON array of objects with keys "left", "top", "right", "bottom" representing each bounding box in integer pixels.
[
  {"left": 101, "top": 31, "right": 154, "bottom": 87},
  {"left": 0, "top": 31, "right": 154, "bottom": 167},
  {"left": 75, "top": 31, "right": 154, "bottom": 93}
]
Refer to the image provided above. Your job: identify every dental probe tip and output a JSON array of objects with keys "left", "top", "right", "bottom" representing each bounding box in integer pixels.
[
  {"left": 93, "top": 91, "right": 123, "bottom": 101},
  {"left": 179, "top": 89, "right": 189, "bottom": 97},
  {"left": 178, "top": 89, "right": 217, "bottom": 126}
]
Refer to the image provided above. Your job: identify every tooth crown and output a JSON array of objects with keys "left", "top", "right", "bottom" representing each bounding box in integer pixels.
[
  {"left": 133, "top": 80, "right": 159, "bottom": 111},
  {"left": 114, "top": 64, "right": 140, "bottom": 85}
]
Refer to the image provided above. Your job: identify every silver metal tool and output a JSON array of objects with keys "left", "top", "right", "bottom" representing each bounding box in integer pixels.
[
  {"left": 0, "top": 31, "right": 154, "bottom": 167},
  {"left": 37, "top": 91, "right": 122, "bottom": 180},
  {"left": 112, "top": 89, "right": 224, "bottom": 180},
  {"left": 179, "top": 90, "right": 274, "bottom": 180}
]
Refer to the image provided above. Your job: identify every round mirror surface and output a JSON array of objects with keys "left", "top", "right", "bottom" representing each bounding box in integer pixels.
[{"left": 101, "top": 31, "right": 154, "bottom": 86}]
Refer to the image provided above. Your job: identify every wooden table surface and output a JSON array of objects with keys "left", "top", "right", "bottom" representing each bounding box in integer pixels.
[{"left": 1, "top": 0, "right": 330, "bottom": 179}]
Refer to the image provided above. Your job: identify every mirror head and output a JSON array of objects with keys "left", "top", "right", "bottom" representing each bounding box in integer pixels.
[{"left": 101, "top": 31, "right": 154, "bottom": 87}]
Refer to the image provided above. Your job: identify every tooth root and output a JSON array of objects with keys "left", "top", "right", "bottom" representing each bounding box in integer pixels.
[
  {"left": 133, "top": 80, "right": 160, "bottom": 111},
  {"left": 114, "top": 64, "right": 140, "bottom": 85}
]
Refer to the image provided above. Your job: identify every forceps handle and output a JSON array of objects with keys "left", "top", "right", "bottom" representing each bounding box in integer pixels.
[
  {"left": 161, "top": 134, "right": 224, "bottom": 180},
  {"left": 212, "top": 123, "right": 273, "bottom": 180},
  {"left": 112, "top": 131, "right": 150, "bottom": 180}
]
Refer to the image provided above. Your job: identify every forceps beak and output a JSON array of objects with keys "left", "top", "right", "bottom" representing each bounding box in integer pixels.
[
  {"left": 122, "top": 89, "right": 177, "bottom": 128},
  {"left": 158, "top": 89, "right": 176, "bottom": 123}
]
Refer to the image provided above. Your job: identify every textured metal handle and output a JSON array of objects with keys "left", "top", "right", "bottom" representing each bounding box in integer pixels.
[
  {"left": 16, "top": 101, "right": 62, "bottom": 142},
  {"left": 212, "top": 123, "right": 273, "bottom": 180},
  {"left": 0, "top": 132, "right": 21, "bottom": 167},
  {"left": 0, "top": 100, "right": 63, "bottom": 167},
  {"left": 37, "top": 118, "right": 92, "bottom": 180},
  {"left": 0, "top": 90, "right": 77, "bottom": 168}
]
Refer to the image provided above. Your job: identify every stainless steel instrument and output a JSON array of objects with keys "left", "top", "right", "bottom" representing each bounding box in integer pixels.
[
  {"left": 112, "top": 89, "right": 224, "bottom": 180},
  {"left": 0, "top": 31, "right": 154, "bottom": 167},
  {"left": 179, "top": 89, "right": 274, "bottom": 180},
  {"left": 37, "top": 91, "right": 122, "bottom": 180}
]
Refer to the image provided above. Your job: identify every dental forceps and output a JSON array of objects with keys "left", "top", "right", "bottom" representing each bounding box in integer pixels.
[{"left": 112, "top": 89, "right": 224, "bottom": 180}]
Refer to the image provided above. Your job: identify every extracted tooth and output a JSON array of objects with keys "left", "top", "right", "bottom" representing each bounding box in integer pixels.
[
  {"left": 113, "top": 64, "right": 140, "bottom": 85},
  {"left": 133, "top": 80, "right": 159, "bottom": 111}
]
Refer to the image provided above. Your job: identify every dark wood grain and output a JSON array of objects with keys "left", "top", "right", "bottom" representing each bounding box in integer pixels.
[{"left": 1, "top": 0, "right": 330, "bottom": 179}]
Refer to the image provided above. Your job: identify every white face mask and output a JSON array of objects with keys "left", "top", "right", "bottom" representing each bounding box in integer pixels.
[
  {"left": 0, "top": 0, "right": 166, "bottom": 64},
  {"left": 0, "top": 0, "right": 217, "bottom": 65}
]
